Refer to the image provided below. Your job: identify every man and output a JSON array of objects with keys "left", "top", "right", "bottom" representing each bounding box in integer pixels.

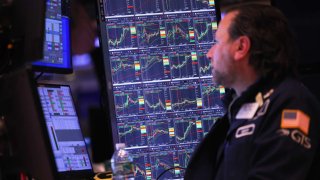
[{"left": 184, "top": 4, "right": 320, "bottom": 180}]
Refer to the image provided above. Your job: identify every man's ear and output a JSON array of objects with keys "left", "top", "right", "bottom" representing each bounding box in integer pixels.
[{"left": 234, "top": 36, "right": 250, "bottom": 61}]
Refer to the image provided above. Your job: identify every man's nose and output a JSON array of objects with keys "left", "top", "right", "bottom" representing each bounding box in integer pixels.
[{"left": 206, "top": 45, "right": 215, "bottom": 60}]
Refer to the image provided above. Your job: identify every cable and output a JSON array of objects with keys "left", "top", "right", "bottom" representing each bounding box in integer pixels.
[{"left": 156, "top": 166, "right": 186, "bottom": 180}]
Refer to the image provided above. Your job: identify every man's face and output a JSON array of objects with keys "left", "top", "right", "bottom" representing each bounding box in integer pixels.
[{"left": 206, "top": 11, "right": 238, "bottom": 87}]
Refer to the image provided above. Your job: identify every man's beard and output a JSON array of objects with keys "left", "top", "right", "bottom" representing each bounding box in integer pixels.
[
  {"left": 212, "top": 69, "right": 232, "bottom": 87},
  {"left": 212, "top": 70, "right": 223, "bottom": 86}
]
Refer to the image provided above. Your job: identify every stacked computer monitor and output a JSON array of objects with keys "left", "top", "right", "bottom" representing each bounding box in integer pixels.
[
  {"left": 1, "top": 0, "right": 94, "bottom": 179},
  {"left": 32, "top": 0, "right": 72, "bottom": 74}
]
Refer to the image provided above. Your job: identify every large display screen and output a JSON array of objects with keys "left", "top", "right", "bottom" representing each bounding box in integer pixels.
[{"left": 97, "top": 0, "right": 223, "bottom": 179}]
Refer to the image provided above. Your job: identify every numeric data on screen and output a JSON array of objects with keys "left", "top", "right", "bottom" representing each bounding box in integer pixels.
[{"left": 99, "top": 0, "right": 223, "bottom": 179}]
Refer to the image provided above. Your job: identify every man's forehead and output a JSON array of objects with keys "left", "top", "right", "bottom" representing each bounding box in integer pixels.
[
  {"left": 220, "top": 11, "right": 238, "bottom": 28},
  {"left": 217, "top": 11, "right": 238, "bottom": 36}
]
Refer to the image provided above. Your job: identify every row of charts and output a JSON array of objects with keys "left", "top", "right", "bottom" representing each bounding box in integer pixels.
[
  {"left": 104, "top": 0, "right": 216, "bottom": 15},
  {"left": 106, "top": 12, "right": 217, "bottom": 49},
  {"left": 113, "top": 79, "right": 224, "bottom": 116},
  {"left": 110, "top": 45, "right": 213, "bottom": 84},
  {"left": 117, "top": 112, "right": 222, "bottom": 147},
  {"left": 127, "top": 144, "right": 200, "bottom": 180}
]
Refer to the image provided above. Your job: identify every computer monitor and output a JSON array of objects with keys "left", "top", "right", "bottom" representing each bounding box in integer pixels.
[
  {"left": 97, "top": 0, "right": 224, "bottom": 179},
  {"left": 32, "top": 0, "right": 72, "bottom": 74},
  {"left": 37, "top": 83, "right": 93, "bottom": 178},
  {"left": 0, "top": 67, "right": 93, "bottom": 179}
]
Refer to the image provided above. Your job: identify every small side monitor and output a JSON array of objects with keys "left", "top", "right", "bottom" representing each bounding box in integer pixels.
[
  {"left": 32, "top": 0, "right": 72, "bottom": 74},
  {"left": 36, "top": 83, "right": 94, "bottom": 179},
  {"left": 0, "top": 67, "right": 94, "bottom": 179}
]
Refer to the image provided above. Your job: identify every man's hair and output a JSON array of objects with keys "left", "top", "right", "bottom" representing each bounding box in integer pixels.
[{"left": 225, "top": 4, "right": 298, "bottom": 79}]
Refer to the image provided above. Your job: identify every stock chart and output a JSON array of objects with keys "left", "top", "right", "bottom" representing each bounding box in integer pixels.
[
  {"left": 118, "top": 121, "right": 148, "bottom": 147},
  {"left": 201, "top": 115, "right": 218, "bottom": 136},
  {"left": 111, "top": 56, "right": 139, "bottom": 83},
  {"left": 134, "top": 0, "right": 163, "bottom": 14},
  {"left": 150, "top": 151, "right": 175, "bottom": 179},
  {"left": 104, "top": 0, "right": 134, "bottom": 15},
  {"left": 147, "top": 120, "right": 172, "bottom": 145},
  {"left": 201, "top": 81, "right": 225, "bottom": 109},
  {"left": 99, "top": 0, "right": 223, "bottom": 179},
  {"left": 177, "top": 148, "right": 193, "bottom": 175},
  {"left": 132, "top": 153, "right": 149, "bottom": 180},
  {"left": 198, "top": 51, "right": 212, "bottom": 76},
  {"left": 194, "top": 17, "right": 214, "bottom": 43},
  {"left": 106, "top": 17, "right": 137, "bottom": 49},
  {"left": 174, "top": 118, "right": 198, "bottom": 143},
  {"left": 137, "top": 22, "right": 162, "bottom": 47},
  {"left": 144, "top": 89, "right": 167, "bottom": 113},
  {"left": 170, "top": 84, "right": 200, "bottom": 111},
  {"left": 140, "top": 54, "right": 169, "bottom": 81},
  {"left": 170, "top": 51, "right": 199, "bottom": 79},
  {"left": 166, "top": 18, "right": 194, "bottom": 45}
]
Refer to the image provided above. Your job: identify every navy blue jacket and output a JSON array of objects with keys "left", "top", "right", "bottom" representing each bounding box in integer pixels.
[{"left": 185, "top": 77, "right": 320, "bottom": 180}]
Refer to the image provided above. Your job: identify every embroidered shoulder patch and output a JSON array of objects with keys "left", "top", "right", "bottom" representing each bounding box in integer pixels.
[{"left": 281, "top": 109, "right": 310, "bottom": 135}]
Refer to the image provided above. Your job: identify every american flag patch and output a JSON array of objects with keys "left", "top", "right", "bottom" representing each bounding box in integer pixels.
[{"left": 281, "top": 109, "right": 310, "bottom": 135}]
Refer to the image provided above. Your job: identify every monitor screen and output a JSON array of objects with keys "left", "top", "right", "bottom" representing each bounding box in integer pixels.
[
  {"left": 97, "top": 0, "right": 224, "bottom": 179},
  {"left": 32, "top": 0, "right": 72, "bottom": 74},
  {"left": 37, "top": 84, "right": 93, "bottom": 176}
]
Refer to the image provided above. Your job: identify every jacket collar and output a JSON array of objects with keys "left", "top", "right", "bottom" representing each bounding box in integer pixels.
[
  {"left": 228, "top": 76, "right": 284, "bottom": 118},
  {"left": 225, "top": 76, "right": 285, "bottom": 137}
]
